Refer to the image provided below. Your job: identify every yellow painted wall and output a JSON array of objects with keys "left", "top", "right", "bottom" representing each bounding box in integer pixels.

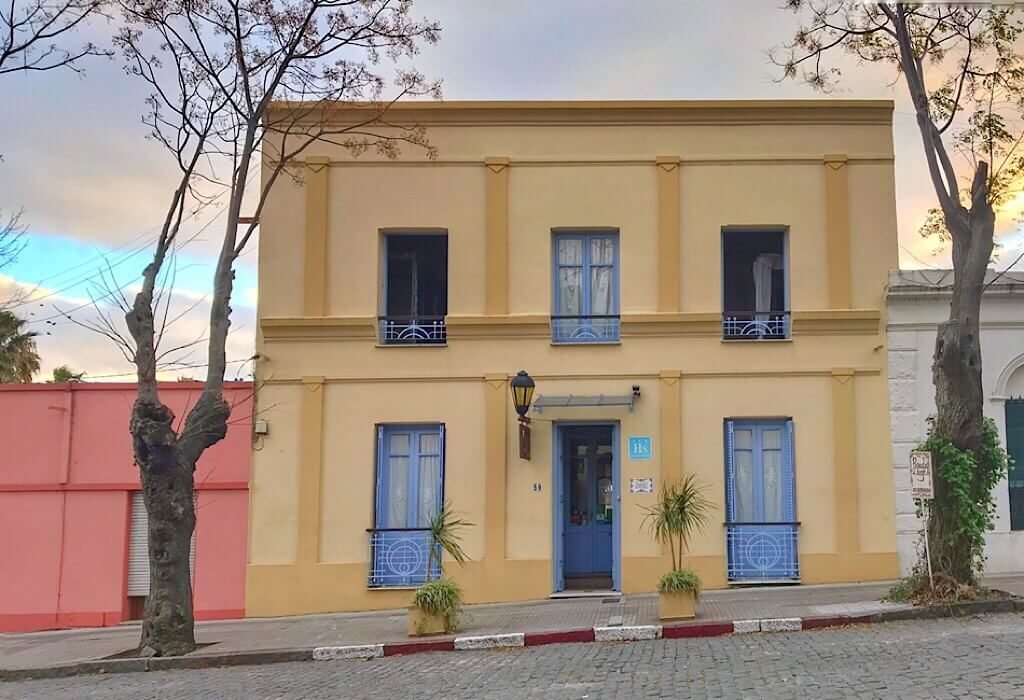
[{"left": 248, "top": 101, "right": 900, "bottom": 617}]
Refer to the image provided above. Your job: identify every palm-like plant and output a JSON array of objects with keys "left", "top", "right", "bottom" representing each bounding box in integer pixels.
[
  {"left": 425, "top": 500, "right": 473, "bottom": 581},
  {"left": 0, "top": 310, "right": 40, "bottom": 383},
  {"left": 641, "top": 474, "right": 713, "bottom": 571}
]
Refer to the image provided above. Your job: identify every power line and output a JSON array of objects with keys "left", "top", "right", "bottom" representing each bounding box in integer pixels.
[{"left": 81, "top": 357, "right": 252, "bottom": 380}]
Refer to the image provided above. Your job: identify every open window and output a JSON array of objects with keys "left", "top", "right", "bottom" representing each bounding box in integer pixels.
[
  {"left": 379, "top": 233, "right": 447, "bottom": 345},
  {"left": 721, "top": 229, "right": 788, "bottom": 340}
]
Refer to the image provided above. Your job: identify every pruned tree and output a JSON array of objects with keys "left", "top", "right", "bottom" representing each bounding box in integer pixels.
[
  {"left": 774, "top": 2, "right": 1021, "bottom": 585},
  {"left": 50, "top": 364, "right": 84, "bottom": 381},
  {"left": 1, "top": 0, "right": 111, "bottom": 75},
  {"left": 115, "top": 0, "right": 439, "bottom": 656},
  {"left": 0, "top": 308, "right": 40, "bottom": 382}
]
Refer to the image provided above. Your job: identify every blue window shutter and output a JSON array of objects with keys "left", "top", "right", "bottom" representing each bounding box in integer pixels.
[
  {"left": 782, "top": 420, "right": 796, "bottom": 522},
  {"left": 725, "top": 420, "right": 736, "bottom": 522},
  {"left": 374, "top": 425, "right": 386, "bottom": 528}
]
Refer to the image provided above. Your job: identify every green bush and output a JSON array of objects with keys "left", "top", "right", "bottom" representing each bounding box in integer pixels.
[
  {"left": 413, "top": 577, "right": 463, "bottom": 632},
  {"left": 657, "top": 568, "right": 701, "bottom": 595}
]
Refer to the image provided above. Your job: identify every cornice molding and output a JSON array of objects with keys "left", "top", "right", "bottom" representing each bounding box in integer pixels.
[
  {"left": 260, "top": 309, "right": 881, "bottom": 342},
  {"left": 269, "top": 99, "right": 894, "bottom": 127}
]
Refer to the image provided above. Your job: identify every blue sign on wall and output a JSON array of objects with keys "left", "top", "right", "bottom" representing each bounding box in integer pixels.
[{"left": 628, "top": 436, "right": 653, "bottom": 461}]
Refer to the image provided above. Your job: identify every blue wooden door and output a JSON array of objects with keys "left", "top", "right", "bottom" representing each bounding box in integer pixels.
[
  {"left": 369, "top": 425, "right": 444, "bottom": 587},
  {"left": 725, "top": 420, "right": 799, "bottom": 581},
  {"left": 563, "top": 429, "right": 614, "bottom": 580}
]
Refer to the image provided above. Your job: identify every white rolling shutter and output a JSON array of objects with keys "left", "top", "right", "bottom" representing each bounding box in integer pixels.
[{"left": 127, "top": 491, "right": 197, "bottom": 597}]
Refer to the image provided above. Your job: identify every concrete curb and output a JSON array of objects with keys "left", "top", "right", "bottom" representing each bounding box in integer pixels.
[{"left": 4, "top": 600, "right": 1022, "bottom": 682}]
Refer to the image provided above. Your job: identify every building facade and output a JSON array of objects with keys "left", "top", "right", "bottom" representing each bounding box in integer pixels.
[
  {"left": 0, "top": 382, "right": 251, "bottom": 632},
  {"left": 887, "top": 269, "right": 1024, "bottom": 574},
  {"left": 249, "top": 100, "right": 900, "bottom": 617}
]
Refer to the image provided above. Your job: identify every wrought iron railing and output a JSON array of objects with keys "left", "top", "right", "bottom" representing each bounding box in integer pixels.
[
  {"left": 367, "top": 528, "right": 441, "bottom": 588},
  {"left": 378, "top": 316, "right": 447, "bottom": 345},
  {"left": 725, "top": 522, "right": 800, "bottom": 582},
  {"left": 550, "top": 315, "right": 621, "bottom": 343},
  {"left": 722, "top": 311, "right": 790, "bottom": 340}
]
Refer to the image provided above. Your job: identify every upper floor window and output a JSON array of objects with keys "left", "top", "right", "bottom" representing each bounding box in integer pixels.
[
  {"left": 722, "top": 229, "right": 789, "bottom": 340},
  {"left": 552, "top": 232, "right": 620, "bottom": 344},
  {"left": 379, "top": 233, "right": 447, "bottom": 345}
]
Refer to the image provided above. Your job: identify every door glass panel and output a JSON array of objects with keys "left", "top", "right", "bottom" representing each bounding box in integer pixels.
[
  {"left": 734, "top": 428, "right": 753, "bottom": 450},
  {"left": 570, "top": 454, "right": 589, "bottom": 525},
  {"left": 596, "top": 457, "right": 612, "bottom": 524},
  {"left": 762, "top": 448, "right": 783, "bottom": 521},
  {"left": 734, "top": 449, "right": 754, "bottom": 521},
  {"left": 387, "top": 456, "right": 409, "bottom": 527}
]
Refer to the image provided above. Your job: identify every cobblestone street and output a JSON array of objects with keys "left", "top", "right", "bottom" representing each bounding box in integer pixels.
[{"left": 3, "top": 614, "right": 1023, "bottom": 699}]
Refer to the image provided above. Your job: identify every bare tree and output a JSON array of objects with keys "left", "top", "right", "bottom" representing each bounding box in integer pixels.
[
  {"left": 1, "top": 0, "right": 111, "bottom": 75},
  {"left": 775, "top": 2, "right": 1023, "bottom": 584},
  {"left": 116, "top": 0, "right": 439, "bottom": 656}
]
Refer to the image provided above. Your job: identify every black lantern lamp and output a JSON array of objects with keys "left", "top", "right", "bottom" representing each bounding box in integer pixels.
[
  {"left": 510, "top": 370, "right": 535, "bottom": 420},
  {"left": 511, "top": 370, "right": 535, "bottom": 460}
]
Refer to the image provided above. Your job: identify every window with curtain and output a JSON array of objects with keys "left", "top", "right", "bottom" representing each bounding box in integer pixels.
[
  {"left": 725, "top": 420, "right": 794, "bottom": 525},
  {"left": 370, "top": 424, "right": 445, "bottom": 587},
  {"left": 721, "top": 229, "right": 788, "bottom": 340},
  {"left": 725, "top": 419, "right": 799, "bottom": 581},
  {"left": 552, "top": 232, "right": 620, "bottom": 343}
]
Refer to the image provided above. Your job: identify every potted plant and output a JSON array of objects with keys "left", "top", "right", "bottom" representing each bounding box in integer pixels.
[
  {"left": 641, "top": 474, "right": 713, "bottom": 620},
  {"left": 408, "top": 501, "right": 472, "bottom": 636}
]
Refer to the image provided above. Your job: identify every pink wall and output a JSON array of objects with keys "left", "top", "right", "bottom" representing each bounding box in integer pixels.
[{"left": 0, "top": 382, "right": 252, "bottom": 633}]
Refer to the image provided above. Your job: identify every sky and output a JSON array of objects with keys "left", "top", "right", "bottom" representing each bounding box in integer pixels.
[{"left": 0, "top": 0, "right": 1021, "bottom": 380}]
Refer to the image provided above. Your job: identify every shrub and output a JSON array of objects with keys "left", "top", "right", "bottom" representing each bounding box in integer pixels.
[
  {"left": 413, "top": 577, "right": 463, "bottom": 632},
  {"left": 657, "top": 568, "right": 701, "bottom": 595}
]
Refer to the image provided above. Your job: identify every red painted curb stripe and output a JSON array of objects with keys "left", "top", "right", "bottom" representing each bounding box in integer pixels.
[
  {"left": 524, "top": 629, "right": 596, "bottom": 646},
  {"left": 383, "top": 639, "right": 456, "bottom": 656},
  {"left": 662, "top": 621, "right": 734, "bottom": 639}
]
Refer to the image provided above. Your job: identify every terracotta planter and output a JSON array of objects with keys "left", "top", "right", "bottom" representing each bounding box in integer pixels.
[
  {"left": 408, "top": 606, "right": 447, "bottom": 636},
  {"left": 658, "top": 589, "right": 697, "bottom": 620}
]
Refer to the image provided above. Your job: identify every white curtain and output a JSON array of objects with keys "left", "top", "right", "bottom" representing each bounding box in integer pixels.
[
  {"left": 558, "top": 239, "right": 583, "bottom": 316},
  {"left": 417, "top": 433, "right": 441, "bottom": 527},
  {"left": 590, "top": 238, "right": 615, "bottom": 315},
  {"left": 752, "top": 253, "right": 783, "bottom": 318},
  {"left": 387, "top": 433, "right": 410, "bottom": 528},
  {"left": 733, "top": 429, "right": 754, "bottom": 521},
  {"left": 762, "top": 429, "right": 783, "bottom": 522}
]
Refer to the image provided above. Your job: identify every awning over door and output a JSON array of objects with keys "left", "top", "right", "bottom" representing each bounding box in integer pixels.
[{"left": 533, "top": 393, "right": 637, "bottom": 413}]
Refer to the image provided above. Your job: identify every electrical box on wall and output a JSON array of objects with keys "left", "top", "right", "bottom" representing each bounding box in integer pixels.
[{"left": 254, "top": 420, "right": 269, "bottom": 435}]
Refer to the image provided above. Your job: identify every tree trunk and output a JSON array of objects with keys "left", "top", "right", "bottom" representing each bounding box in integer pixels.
[
  {"left": 926, "top": 166, "right": 995, "bottom": 585},
  {"left": 132, "top": 399, "right": 196, "bottom": 657}
]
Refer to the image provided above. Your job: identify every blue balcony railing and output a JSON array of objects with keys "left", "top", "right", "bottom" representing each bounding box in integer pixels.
[
  {"left": 378, "top": 316, "right": 447, "bottom": 346},
  {"left": 726, "top": 522, "right": 799, "bottom": 582},
  {"left": 367, "top": 528, "right": 441, "bottom": 588},
  {"left": 722, "top": 311, "right": 790, "bottom": 340},
  {"left": 551, "top": 315, "right": 621, "bottom": 344}
]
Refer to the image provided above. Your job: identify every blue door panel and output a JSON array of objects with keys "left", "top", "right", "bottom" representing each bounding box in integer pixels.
[
  {"left": 725, "top": 420, "right": 799, "bottom": 582},
  {"left": 563, "top": 428, "right": 614, "bottom": 579}
]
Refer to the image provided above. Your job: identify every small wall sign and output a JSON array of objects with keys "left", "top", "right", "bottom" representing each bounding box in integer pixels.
[
  {"left": 629, "top": 478, "right": 654, "bottom": 494},
  {"left": 910, "top": 451, "right": 934, "bottom": 500},
  {"left": 628, "top": 436, "right": 653, "bottom": 461}
]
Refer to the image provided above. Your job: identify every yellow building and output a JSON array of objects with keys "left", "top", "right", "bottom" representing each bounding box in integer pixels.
[{"left": 247, "top": 100, "right": 900, "bottom": 617}]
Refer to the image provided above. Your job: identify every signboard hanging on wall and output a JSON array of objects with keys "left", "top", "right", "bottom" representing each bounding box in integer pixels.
[
  {"left": 518, "top": 422, "right": 531, "bottom": 460},
  {"left": 628, "top": 436, "right": 652, "bottom": 461},
  {"left": 910, "top": 451, "right": 934, "bottom": 500}
]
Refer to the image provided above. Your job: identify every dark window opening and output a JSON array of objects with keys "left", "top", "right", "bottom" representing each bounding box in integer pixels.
[
  {"left": 380, "top": 234, "right": 447, "bottom": 345},
  {"left": 722, "top": 229, "right": 788, "bottom": 340},
  {"left": 1007, "top": 399, "right": 1024, "bottom": 531}
]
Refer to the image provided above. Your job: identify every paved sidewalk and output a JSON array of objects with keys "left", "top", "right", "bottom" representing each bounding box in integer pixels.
[{"left": 3, "top": 574, "right": 1023, "bottom": 673}]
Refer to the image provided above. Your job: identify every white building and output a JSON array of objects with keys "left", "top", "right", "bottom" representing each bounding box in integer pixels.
[{"left": 887, "top": 269, "right": 1024, "bottom": 575}]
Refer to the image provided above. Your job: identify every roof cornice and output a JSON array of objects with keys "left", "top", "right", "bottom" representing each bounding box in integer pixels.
[{"left": 266, "top": 99, "right": 895, "bottom": 127}]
